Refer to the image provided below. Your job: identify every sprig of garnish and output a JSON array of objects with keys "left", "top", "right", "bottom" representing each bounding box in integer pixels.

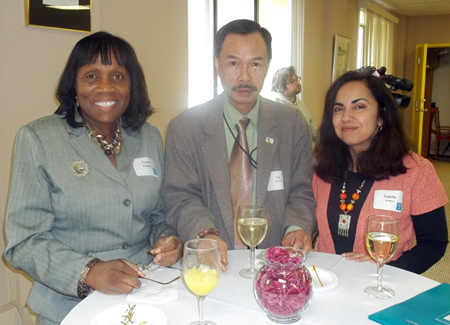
[
  {"left": 120, "top": 304, "right": 147, "bottom": 325},
  {"left": 121, "top": 304, "right": 136, "bottom": 325}
]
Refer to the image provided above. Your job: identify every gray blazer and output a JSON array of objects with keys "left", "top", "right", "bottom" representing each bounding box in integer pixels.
[
  {"left": 4, "top": 114, "right": 176, "bottom": 323},
  {"left": 162, "top": 94, "right": 316, "bottom": 248}
]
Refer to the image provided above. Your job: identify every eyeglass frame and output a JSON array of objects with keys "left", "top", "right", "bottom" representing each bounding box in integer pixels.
[
  {"left": 221, "top": 65, "right": 267, "bottom": 79},
  {"left": 286, "top": 77, "right": 301, "bottom": 85}
]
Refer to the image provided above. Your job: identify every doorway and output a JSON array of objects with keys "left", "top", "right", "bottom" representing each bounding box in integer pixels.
[{"left": 412, "top": 43, "right": 450, "bottom": 158}]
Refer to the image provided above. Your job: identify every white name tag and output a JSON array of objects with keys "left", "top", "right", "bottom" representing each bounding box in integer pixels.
[
  {"left": 133, "top": 157, "right": 158, "bottom": 177},
  {"left": 373, "top": 190, "right": 403, "bottom": 212},
  {"left": 267, "top": 170, "right": 284, "bottom": 191}
]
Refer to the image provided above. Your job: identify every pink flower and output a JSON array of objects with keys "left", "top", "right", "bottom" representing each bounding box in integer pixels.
[{"left": 255, "top": 246, "right": 313, "bottom": 317}]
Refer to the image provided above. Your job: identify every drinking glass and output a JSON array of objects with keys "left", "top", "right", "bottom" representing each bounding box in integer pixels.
[
  {"left": 183, "top": 238, "right": 221, "bottom": 325},
  {"left": 237, "top": 203, "right": 268, "bottom": 278},
  {"left": 365, "top": 215, "right": 399, "bottom": 299}
]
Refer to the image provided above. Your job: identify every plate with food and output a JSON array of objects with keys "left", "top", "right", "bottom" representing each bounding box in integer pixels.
[{"left": 90, "top": 304, "right": 168, "bottom": 325}]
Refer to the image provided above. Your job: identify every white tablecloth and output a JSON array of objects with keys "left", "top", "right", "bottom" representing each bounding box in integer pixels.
[{"left": 61, "top": 250, "right": 439, "bottom": 325}]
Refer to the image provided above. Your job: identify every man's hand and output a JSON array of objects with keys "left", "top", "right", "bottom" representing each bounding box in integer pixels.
[
  {"left": 204, "top": 234, "right": 228, "bottom": 272},
  {"left": 281, "top": 229, "right": 313, "bottom": 254},
  {"left": 85, "top": 259, "right": 144, "bottom": 295},
  {"left": 149, "top": 235, "right": 183, "bottom": 266},
  {"left": 341, "top": 252, "right": 375, "bottom": 263}
]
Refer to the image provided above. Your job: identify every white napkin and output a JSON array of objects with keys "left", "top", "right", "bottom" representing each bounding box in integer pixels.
[{"left": 127, "top": 281, "right": 178, "bottom": 305}]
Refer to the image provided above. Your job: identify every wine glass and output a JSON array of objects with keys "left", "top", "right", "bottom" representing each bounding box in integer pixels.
[
  {"left": 183, "top": 238, "right": 221, "bottom": 325},
  {"left": 365, "top": 215, "right": 399, "bottom": 299},
  {"left": 237, "top": 203, "right": 268, "bottom": 278}
]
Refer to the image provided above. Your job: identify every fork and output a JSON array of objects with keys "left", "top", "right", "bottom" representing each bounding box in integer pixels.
[{"left": 142, "top": 275, "right": 180, "bottom": 285}]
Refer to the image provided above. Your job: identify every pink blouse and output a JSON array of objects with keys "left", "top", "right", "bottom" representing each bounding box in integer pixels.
[{"left": 313, "top": 152, "right": 448, "bottom": 262}]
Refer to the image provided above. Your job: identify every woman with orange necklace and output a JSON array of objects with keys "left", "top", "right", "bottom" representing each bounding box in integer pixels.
[{"left": 313, "top": 71, "right": 448, "bottom": 274}]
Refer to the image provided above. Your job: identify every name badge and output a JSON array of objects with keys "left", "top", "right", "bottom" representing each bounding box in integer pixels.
[
  {"left": 267, "top": 170, "right": 284, "bottom": 191},
  {"left": 373, "top": 190, "right": 403, "bottom": 212},
  {"left": 133, "top": 157, "right": 158, "bottom": 177}
]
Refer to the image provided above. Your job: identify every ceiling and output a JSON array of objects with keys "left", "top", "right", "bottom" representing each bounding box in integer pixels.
[{"left": 374, "top": 0, "right": 450, "bottom": 16}]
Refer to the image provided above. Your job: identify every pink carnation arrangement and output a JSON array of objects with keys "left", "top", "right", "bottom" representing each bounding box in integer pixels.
[{"left": 255, "top": 246, "right": 313, "bottom": 319}]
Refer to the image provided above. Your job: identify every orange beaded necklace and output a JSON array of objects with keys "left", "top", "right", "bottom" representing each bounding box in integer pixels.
[{"left": 338, "top": 171, "right": 366, "bottom": 237}]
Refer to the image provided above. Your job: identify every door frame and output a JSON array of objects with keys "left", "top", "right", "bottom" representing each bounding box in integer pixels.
[{"left": 412, "top": 43, "right": 450, "bottom": 156}]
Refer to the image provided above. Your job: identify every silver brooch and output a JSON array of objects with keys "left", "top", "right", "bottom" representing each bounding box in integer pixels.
[{"left": 71, "top": 161, "right": 89, "bottom": 177}]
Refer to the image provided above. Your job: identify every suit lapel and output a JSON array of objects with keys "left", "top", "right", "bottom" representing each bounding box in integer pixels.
[
  {"left": 256, "top": 97, "right": 279, "bottom": 205},
  {"left": 201, "top": 96, "right": 235, "bottom": 240},
  {"left": 116, "top": 129, "right": 141, "bottom": 179}
]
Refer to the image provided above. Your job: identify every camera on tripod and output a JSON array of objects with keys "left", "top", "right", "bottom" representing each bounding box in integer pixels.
[{"left": 357, "top": 66, "right": 414, "bottom": 109}]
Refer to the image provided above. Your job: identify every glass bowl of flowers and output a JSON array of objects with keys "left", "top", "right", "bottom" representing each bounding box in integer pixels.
[{"left": 254, "top": 246, "right": 313, "bottom": 323}]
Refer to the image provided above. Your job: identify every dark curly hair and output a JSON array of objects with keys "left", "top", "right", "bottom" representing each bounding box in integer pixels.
[
  {"left": 55, "top": 31, "right": 152, "bottom": 131},
  {"left": 314, "top": 71, "right": 411, "bottom": 183}
]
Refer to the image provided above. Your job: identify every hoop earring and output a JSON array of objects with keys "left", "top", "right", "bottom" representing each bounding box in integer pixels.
[{"left": 377, "top": 125, "right": 383, "bottom": 133}]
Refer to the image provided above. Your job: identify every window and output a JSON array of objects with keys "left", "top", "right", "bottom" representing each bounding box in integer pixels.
[
  {"left": 358, "top": 1, "right": 398, "bottom": 72},
  {"left": 188, "top": 0, "right": 303, "bottom": 107}
]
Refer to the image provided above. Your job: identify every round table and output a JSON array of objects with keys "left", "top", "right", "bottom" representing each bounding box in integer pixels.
[{"left": 61, "top": 250, "right": 439, "bottom": 324}]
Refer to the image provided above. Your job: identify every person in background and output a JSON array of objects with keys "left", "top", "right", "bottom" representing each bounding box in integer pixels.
[
  {"left": 4, "top": 31, "right": 182, "bottom": 325},
  {"left": 271, "top": 66, "right": 317, "bottom": 143},
  {"left": 313, "top": 70, "right": 448, "bottom": 274},
  {"left": 162, "top": 19, "right": 316, "bottom": 271}
]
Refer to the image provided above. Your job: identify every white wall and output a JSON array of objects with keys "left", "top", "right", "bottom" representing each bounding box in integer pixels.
[{"left": 0, "top": 1, "right": 188, "bottom": 324}]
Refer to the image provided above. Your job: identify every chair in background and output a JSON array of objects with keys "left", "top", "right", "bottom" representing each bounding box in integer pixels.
[{"left": 432, "top": 107, "right": 450, "bottom": 159}]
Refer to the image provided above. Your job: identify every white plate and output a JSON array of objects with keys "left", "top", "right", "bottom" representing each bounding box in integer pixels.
[
  {"left": 90, "top": 304, "right": 168, "bottom": 325},
  {"left": 307, "top": 267, "right": 339, "bottom": 292}
]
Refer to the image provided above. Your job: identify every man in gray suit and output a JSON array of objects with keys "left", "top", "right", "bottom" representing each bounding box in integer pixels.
[{"left": 162, "top": 20, "right": 316, "bottom": 271}]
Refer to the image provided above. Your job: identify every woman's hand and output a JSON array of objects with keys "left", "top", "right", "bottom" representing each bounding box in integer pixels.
[
  {"left": 148, "top": 235, "right": 183, "bottom": 266},
  {"left": 85, "top": 259, "right": 144, "bottom": 295},
  {"left": 342, "top": 252, "right": 375, "bottom": 263}
]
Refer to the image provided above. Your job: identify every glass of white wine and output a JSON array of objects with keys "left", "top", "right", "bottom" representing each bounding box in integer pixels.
[
  {"left": 365, "top": 215, "right": 399, "bottom": 299},
  {"left": 183, "top": 238, "right": 221, "bottom": 325},
  {"left": 237, "top": 203, "right": 268, "bottom": 278}
]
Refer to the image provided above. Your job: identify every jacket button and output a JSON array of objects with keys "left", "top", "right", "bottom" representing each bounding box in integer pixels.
[
  {"left": 123, "top": 199, "right": 131, "bottom": 207},
  {"left": 122, "top": 243, "right": 129, "bottom": 249}
]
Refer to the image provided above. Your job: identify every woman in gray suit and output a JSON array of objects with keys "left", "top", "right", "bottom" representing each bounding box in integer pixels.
[{"left": 4, "top": 32, "right": 182, "bottom": 325}]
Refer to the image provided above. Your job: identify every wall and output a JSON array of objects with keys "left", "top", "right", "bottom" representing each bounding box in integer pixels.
[
  {"left": 302, "top": 0, "right": 395, "bottom": 127},
  {"left": 402, "top": 14, "right": 450, "bottom": 137},
  {"left": 0, "top": 0, "right": 187, "bottom": 324}
]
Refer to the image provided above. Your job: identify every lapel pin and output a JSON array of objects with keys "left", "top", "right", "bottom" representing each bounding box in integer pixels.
[
  {"left": 71, "top": 161, "right": 89, "bottom": 177},
  {"left": 266, "top": 137, "right": 274, "bottom": 144}
]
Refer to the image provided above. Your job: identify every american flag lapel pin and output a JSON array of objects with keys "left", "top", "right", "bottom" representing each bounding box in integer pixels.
[{"left": 266, "top": 137, "right": 274, "bottom": 144}]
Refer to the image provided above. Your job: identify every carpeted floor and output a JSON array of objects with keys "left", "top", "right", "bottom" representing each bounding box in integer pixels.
[{"left": 420, "top": 158, "right": 450, "bottom": 283}]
